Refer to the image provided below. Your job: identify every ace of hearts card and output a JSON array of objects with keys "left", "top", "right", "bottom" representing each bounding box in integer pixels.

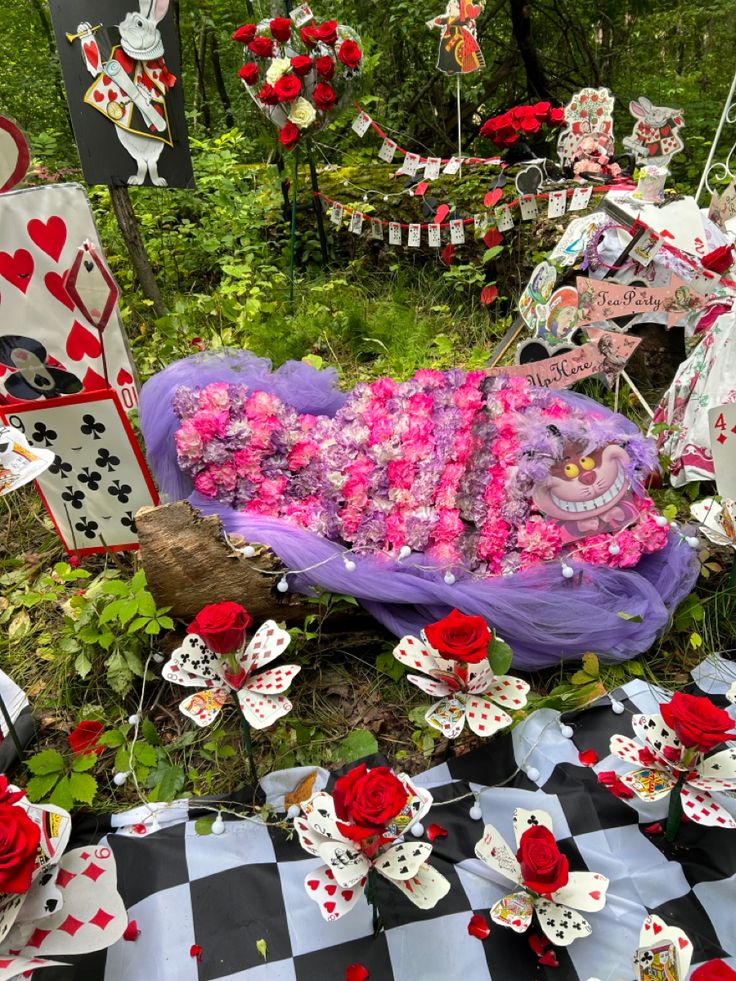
[
  {"left": 1, "top": 390, "right": 158, "bottom": 555},
  {"left": 0, "top": 183, "right": 138, "bottom": 410}
]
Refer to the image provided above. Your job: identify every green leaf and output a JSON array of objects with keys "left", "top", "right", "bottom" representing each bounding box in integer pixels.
[
  {"left": 690, "top": 631, "right": 703, "bottom": 649},
  {"left": 137, "top": 591, "right": 157, "bottom": 617},
  {"left": 26, "top": 748, "right": 65, "bottom": 776},
  {"left": 71, "top": 753, "right": 98, "bottom": 772},
  {"left": 336, "top": 729, "right": 378, "bottom": 763},
  {"left": 74, "top": 651, "right": 93, "bottom": 678},
  {"left": 98, "top": 729, "right": 126, "bottom": 748},
  {"left": 195, "top": 816, "right": 214, "bottom": 836},
  {"left": 570, "top": 670, "right": 593, "bottom": 685},
  {"left": 114, "top": 745, "right": 131, "bottom": 775},
  {"left": 141, "top": 719, "right": 160, "bottom": 746},
  {"left": 375, "top": 649, "right": 405, "bottom": 680},
  {"left": 8, "top": 610, "right": 31, "bottom": 640},
  {"left": 150, "top": 763, "right": 185, "bottom": 801},
  {"left": 581, "top": 653, "right": 600, "bottom": 678},
  {"left": 67, "top": 771, "right": 97, "bottom": 805},
  {"left": 25, "top": 773, "right": 60, "bottom": 801},
  {"left": 49, "top": 777, "right": 75, "bottom": 811},
  {"left": 629, "top": 660, "right": 645, "bottom": 677},
  {"left": 133, "top": 742, "right": 158, "bottom": 767},
  {"left": 617, "top": 612, "right": 643, "bottom": 623},
  {"left": 488, "top": 637, "right": 513, "bottom": 677},
  {"left": 256, "top": 939, "right": 268, "bottom": 962}
]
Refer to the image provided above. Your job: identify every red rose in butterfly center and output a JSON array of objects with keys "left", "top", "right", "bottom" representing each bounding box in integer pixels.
[
  {"left": 424, "top": 608, "right": 491, "bottom": 664},
  {"left": 0, "top": 803, "right": 41, "bottom": 894},
  {"left": 333, "top": 764, "right": 408, "bottom": 842},
  {"left": 187, "top": 602, "right": 253, "bottom": 654},
  {"left": 517, "top": 825, "right": 569, "bottom": 896},
  {"left": 661, "top": 692, "right": 736, "bottom": 753}
]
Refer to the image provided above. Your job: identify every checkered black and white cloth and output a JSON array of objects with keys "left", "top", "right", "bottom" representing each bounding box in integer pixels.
[{"left": 41, "top": 655, "right": 736, "bottom": 981}]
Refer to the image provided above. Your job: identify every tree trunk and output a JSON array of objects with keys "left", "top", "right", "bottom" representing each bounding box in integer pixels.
[
  {"left": 192, "top": 25, "right": 212, "bottom": 132},
  {"left": 208, "top": 29, "right": 235, "bottom": 129},
  {"left": 109, "top": 186, "right": 168, "bottom": 318},
  {"left": 508, "top": 0, "right": 551, "bottom": 99}
]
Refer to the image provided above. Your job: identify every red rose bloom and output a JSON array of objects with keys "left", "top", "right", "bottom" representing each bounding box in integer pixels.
[
  {"left": 660, "top": 692, "right": 736, "bottom": 752},
  {"left": 315, "top": 55, "right": 335, "bottom": 79},
  {"left": 279, "top": 121, "right": 300, "bottom": 150},
  {"left": 238, "top": 62, "right": 260, "bottom": 85},
  {"left": 317, "top": 20, "right": 339, "bottom": 45},
  {"left": 333, "top": 764, "right": 408, "bottom": 841},
  {"left": 269, "top": 17, "right": 292, "bottom": 42},
  {"left": 257, "top": 83, "right": 279, "bottom": 106},
  {"left": 0, "top": 803, "right": 41, "bottom": 894},
  {"left": 549, "top": 107, "right": 565, "bottom": 126},
  {"left": 68, "top": 720, "right": 105, "bottom": 756},
  {"left": 424, "top": 608, "right": 491, "bottom": 664},
  {"left": 248, "top": 36, "right": 274, "bottom": 58},
  {"left": 291, "top": 55, "right": 313, "bottom": 77},
  {"left": 187, "top": 602, "right": 253, "bottom": 654},
  {"left": 301, "top": 25, "right": 320, "bottom": 48},
  {"left": 532, "top": 101, "right": 552, "bottom": 119},
  {"left": 313, "top": 82, "right": 336, "bottom": 111},
  {"left": 232, "top": 24, "right": 257, "bottom": 44},
  {"left": 517, "top": 825, "right": 569, "bottom": 896},
  {"left": 691, "top": 961, "right": 736, "bottom": 981},
  {"left": 274, "top": 75, "right": 302, "bottom": 103},
  {"left": 337, "top": 39, "right": 362, "bottom": 68},
  {"left": 702, "top": 245, "right": 734, "bottom": 274},
  {"left": 0, "top": 777, "right": 25, "bottom": 807}
]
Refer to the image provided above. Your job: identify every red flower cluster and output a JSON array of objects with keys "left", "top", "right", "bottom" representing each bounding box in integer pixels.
[
  {"left": 333, "top": 764, "right": 408, "bottom": 844},
  {"left": 516, "top": 825, "right": 569, "bottom": 896},
  {"left": 480, "top": 102, "right": 565, "bottom": 149}
]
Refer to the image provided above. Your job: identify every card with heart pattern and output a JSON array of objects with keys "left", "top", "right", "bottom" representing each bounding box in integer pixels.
[
  {"left": 635, "top": 915, "right": 692, "bottom": 979},
  {"left": 0, "top": 184, "right": 137, "bottom": 410},
  {"left": 303, "top": 865, "right": 366, "bottom": 922}
]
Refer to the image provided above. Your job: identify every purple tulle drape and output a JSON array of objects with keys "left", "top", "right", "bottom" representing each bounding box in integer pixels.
[{"left": 140, "top": 352, "right": 699, "bottom": 670}]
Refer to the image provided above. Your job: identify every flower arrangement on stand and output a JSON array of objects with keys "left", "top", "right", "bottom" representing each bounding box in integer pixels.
[
  {"left": 479, "top": 102, "right": 565, "bottom": 151},
  {"left": 232, "top": 13, "right": 363, "bottom": 150},
  {"left": 474, "top": 807, "right": 608, "bottom": 945},
  {"left": 393, "top": 609, "right": 529, "bottom": 738},
  {"left": 294, "top": 764, "right": 450, "bottom": 930},
  {"left": 161, "top": 602, "right": 300, "bottom": 783},
  {"left": 608, "top": 692, "right": 736, "bottom": 838}
]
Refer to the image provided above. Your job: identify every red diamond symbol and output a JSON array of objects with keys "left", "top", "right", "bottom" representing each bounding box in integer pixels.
[
  {"left": 80, "top": 851, "right": 90, "bottom": 860},
  {"left": 55, "top": 868, "right": 77, "bottom": 888},
  {"left": 26, "top": 929, "right": 51, "bottom": 949},
  {"left": 718, "top": 433, "right": 728, "bottom": 444},
  {"left": 82, "top": 862, "right": 105, "bottom": 882},
  {"left": 59, "top": 915, "right": 84, "bottom": 936},
  {"left": 89, "top": 908, "right": 115, "bottom": 930},
  {"left": 731, "top": 425, "right": 736, "bottom": 434}
]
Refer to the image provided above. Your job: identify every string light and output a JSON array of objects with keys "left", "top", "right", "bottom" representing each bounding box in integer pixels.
[
  {"left": 559, "top": 723, "right": 574, "bottom": 739},
  {"left": 211, "top": 813, "right": 225, "bottom": 836}
]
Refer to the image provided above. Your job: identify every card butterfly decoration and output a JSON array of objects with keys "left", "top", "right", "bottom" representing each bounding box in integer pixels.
[
  {"left": 474, "top": 808, "right": 609, "bottom": 946},
  {"left": 691, "top": 497, "right": 736, "bottom": 550},
  {"left": 0, "top": 116, "right": 30, "bottom": 195},
  {"left": 0, "top": 183, "right": 138, "bottom": 410},
  {"left": 0, "top": 784, "right": 126, "bottom": 979},
  {"left": 47, "top": 0, "right": 193, "bottom": 188},
  {"left": 633, "top": 915, "right": 692, "bottom": 981},
  {"left": 1, "top": 390, "right": 159, "bottom": 556},
  {"left": 161, "top": 620, "right": 300, "bottom": 729}
]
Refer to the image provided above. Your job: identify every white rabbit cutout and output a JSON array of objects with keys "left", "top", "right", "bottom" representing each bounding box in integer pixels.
[
  {"left": 72, "top": 0, "right": 176, "bottom": 186},
  {"left": 623, "top": 96, "right": 684, "bottom": 166}
]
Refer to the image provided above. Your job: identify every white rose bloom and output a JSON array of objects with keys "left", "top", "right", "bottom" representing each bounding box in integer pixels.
[
  {"left": 266, "top": 57, "right": 292, "bottom": 85},
  {"left": 289, "top": 97, "right": 317, "bottom": 130}
]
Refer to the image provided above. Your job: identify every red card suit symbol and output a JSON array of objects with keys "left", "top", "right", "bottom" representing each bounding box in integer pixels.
[
  {"left": 483, "top": 227, "right": 504, "bottom": 249},
  {"left": 83, "top": 41, "right": 99, "bottom": 70},
  {"left": 0, "top": 249, "right": 34, "bottom": 293},
  {"left": 307, "top": 879, "right": 319, "bottom": 890},
  {"left": 66, "top": 321, "right": 102, "bottom": 361},
  {"left": 484, "top": 188, "right": 503, "bottom": 208},
  {"left": 65, "top": 242, "right": 120, "bottom": 330},
  {"left": 27, "top": 216, "right": 67, "bottom": 262},
  {"left": 324, "top": 901, "right": 336, "bottom": 914},
  {"left": 117, "top": 368, "right": 134, "bottom": 386},
  {"left": 678, "top": 937, "right": 689, "bottom": 949},
  {"left": 45, "top": 271, "right": 75, "bottom": 310},
  {"left": 324, "top": 884, "right": 337, "bottom": 896},
  {"left": 0, "top": 116, "right": 30, "bottom": 194},
  {"left": 82, "top": 367, "right": 108, "bottom": 391},
  {"left": 653, "top": 921, "right": 663, "bottom": 934},
  {"left": 93, "top": 90, "right": 105, "bottom": 103}
]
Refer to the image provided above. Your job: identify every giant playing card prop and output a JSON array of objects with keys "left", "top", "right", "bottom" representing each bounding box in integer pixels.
[
  {"left": 48, "top": 0, "right": 193, "bottom": 188},
  {"left": 2, "top": 390, "right": 158, "bottom": 555},
  {"left": 162, "top": 620, "right": 300, "bottom": 729},
  {"left": 0, "top": 184, "right": 137, "bottom": 409},
  {"left": 474, "top": 808, "right": 608, "bottom": 946},
  {"left": 0, "top": 116, "right": 30, "bottom": 194}
]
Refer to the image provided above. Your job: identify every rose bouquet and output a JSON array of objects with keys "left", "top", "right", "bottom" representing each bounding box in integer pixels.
[
  {"left": 232, "top": 13, "right": 362, "bottom": 150},
  {"left": 479, "top": 102, "right": 565, "bottom": 150},
  {"left": 474, "top": 807, "right": 608, "bottom": 945},
  {"left": 294, "top": 764, "right": 449, "bottom": 930},
  {"left": 608, "top": 692, "right": 736, "bottom": 839},
  {"left": 393, "top": 610, "right": 529, "bottom": 738}
]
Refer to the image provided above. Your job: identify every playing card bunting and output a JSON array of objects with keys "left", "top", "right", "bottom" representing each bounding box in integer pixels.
[
  {"left": 0, "top": 776, "right": 126, "bottom": 977},
  {"left": 474, "top": 808, "right": 608, "bottom": 946},
  {"left": 393, "top": 610, "right": 529, "bottom": 738},
  {"left": 294, "top": 765, "right": 450, "bottom": 924},
  {"left": 608, "top": 692, "right": 736, "bottom": 838},
  {"left": 162, "top": 605, "right": 299, "bottom": 730},
  {"left": 233, "top": 13, "right": 362, "bottom": 150}
]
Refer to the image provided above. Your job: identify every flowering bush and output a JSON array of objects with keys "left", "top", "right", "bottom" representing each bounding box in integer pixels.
[
  {"left": 173, "top": 371, "right": 668, "bottom": 577},
  {"left": 232, "top": 12, "right": 362, "bottom": 149},
  {"left": 479, "top": 101, "right": 565, "bottom": 149}
]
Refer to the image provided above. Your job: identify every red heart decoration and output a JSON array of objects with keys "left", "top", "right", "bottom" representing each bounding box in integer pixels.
[
  {"left": 45, "top": 271, "right": 74, "bottom": 310},
  {"left": 484, "top": 188, "right": 503, "bottom": 208},
  {"left": 659, "top": 229, "right": 675, "bottom": 239},
  {"left": 93, "top": 90, "right": 105, "bottom": 103},
  {"left": 341, "top": 890, "right": 353, "bottom": 901},
  {"left": 324, "top": 884, "right": 337, "bottom": 896},
  {"left": 307, "top": 880, "right": 320, "bottom": 891},
  {"left": 323, "top": 901, "right": 336, "bottom": 914},
  {"left": 653, "top": 922, "right": 663, "bottom": 935},
  {"left": 538, "top": 951, "right": 559, "bottom": 968},
  {"left": 589, "top": 890, "right": 601, "bottom": 900},
  {"left": 414, "top": 181, "right": 429, "bottom": 197},
  {"left": 83, "top": 366, "right": 107, "bottom": 391},
  {"left": 0, "top": 249, "right": 34, "bottom": 293},
  {"left": 117, "top": 368, "right": 134, "bottom": 386},
  {"left": 677, "top": 937, "right": 689, "bottom": 949},
  {"left": 66, "top": 320, "right": 102, "bottom": 361},
  {"left": 109, "top": 91, "right": 118, "bottom": 102},
  {"left": 480, "top": 284, "right": 498, "bottom": 305},
  {"left": 345, "top": 965, "right": 369, "bottom": 981},
  {"left": 324, "top": 869, "right": 334, "bottom": 880},
  {"left": 83, "top": 41, "right": 99, "bottom": 70},
  {"left": 483, "top": 228, "right": 504, "bottom": 249},
  {"left": 435, "top": 204, "right": 450, "bottom": 223},
  {"left": 441, "top": 242, "right": 455, "bottom": 266},
  {"left": 28, "top": 216, "right": 67, "bottom": 263}
]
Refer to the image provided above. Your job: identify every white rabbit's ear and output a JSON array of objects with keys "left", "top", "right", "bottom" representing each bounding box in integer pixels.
[
  {"left": 629, "top": 100, "right": 646, "bottom": 118},
  {"left": 139, "top": 0, "right": 169, "bottom": 22},
  {"left": 638, "top": 96, "right": 654, "bottom": 112}
]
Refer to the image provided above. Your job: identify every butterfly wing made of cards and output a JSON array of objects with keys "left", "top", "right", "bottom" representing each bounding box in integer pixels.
[
  {"left": 162, "top": 635, "right": 225, "bottom": 689},
  {"left": 240, "top": 620, "right": 291, "bottom": 675}
]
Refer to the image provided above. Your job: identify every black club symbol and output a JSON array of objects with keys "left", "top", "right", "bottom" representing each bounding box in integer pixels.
[
  {"left": 31, "top": 423, "right": 57, "bottom": 447},
  {"left": 108, "top": 480, "right": 132, "bottom": 504},
  {"left": 49, "top": 455, "right": 72, "bottom": 478},
  {"left": 556, "top": 930, "right": 565, "bottom": 940},
  {"left": 80, "top": 414, "right": 105, "bottom": 440},
  {"left": 74, "top": 518, "right": 99, "bottom": 540},
  {"left": 96, "top": 448, "right": 120, "bottom": 472},
  {"left": 527, "top": 816, "right": 539, "bottom": 826},
  {"left": 120, "top": 511, "right": 136, "bottom": 532},
  {"left": 61, "top": 487, "right": 85, "bottom": 511},
  {"left": 78, "top": 468, "right": 101, "bottom": 491}
]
